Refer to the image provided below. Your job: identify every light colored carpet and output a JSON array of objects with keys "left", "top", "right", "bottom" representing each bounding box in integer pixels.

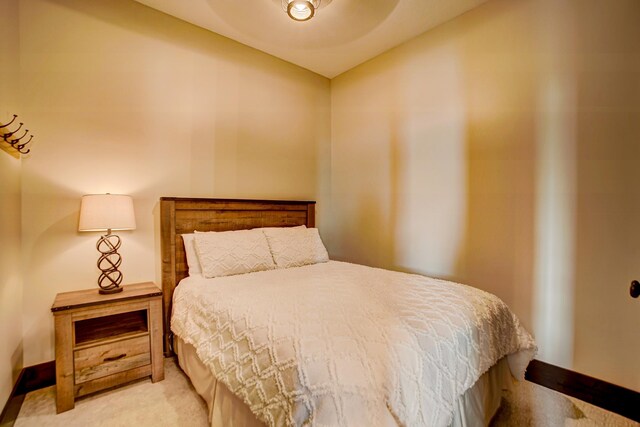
[
  {"left": 15, "top": 358, "right": 638, "bottom": 427},
  {"left": 15, "top": 359, "right": 208, "bottom": 427},
  {"left": 490, "top": 381, "right": 638, "bottom": 427}
]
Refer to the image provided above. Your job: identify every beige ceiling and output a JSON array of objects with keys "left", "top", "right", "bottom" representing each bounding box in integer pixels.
[{"left": 133, "top": 0, "right": 487, "bottom": 78}]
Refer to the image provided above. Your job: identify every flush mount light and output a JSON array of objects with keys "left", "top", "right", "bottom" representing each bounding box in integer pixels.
[{"left": 282, "top": 0, "right": 321, "bottom": 22}]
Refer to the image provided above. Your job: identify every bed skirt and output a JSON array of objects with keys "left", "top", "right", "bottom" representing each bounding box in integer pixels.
[{"left": 175, "top": 337, "right": 514, "bottom": 427}]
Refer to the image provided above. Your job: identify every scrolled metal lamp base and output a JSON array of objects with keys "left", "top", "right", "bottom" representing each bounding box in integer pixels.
[{"left": 96, "top": 230, "right": 124, "bottom": 294}]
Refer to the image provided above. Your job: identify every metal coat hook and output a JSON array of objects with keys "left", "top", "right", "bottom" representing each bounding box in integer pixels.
[
  {"left": 0, "top": 114, "right": 17, "bottom": 129},
  {"left": 13, "top": 134, "right": 33, "bottom": 147},
  {"left": 1, "top": 114, "right": 35, "bottom": 156},
  {"left": 9, "top": 129, "right": 29, "bottom": 144},
  {"left": 15, "top": 138, "right": 33, "bottom": 154},
  {"left": 2, "top": 122, "right": 23, "bottom": 139}
]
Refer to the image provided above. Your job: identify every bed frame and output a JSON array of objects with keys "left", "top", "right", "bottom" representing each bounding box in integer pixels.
[{"left": 159, "top": 197, "right": 316, "bottom": 355}]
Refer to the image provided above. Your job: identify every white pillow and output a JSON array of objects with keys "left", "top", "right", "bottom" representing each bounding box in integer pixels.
[
  {"left": 194, "top": 229, "right": 275, "bottom": 278},
  {"left": 262, "top": 227, "right": 329, "bottom": 268},
  {"left": 181, "top": 234, "right": 202, "bottom": 276},
  {"left": 183, "top": 227, "right": 306, "bottom": 276}
]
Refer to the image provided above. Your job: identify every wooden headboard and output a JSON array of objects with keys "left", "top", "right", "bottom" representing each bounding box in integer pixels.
[{"left": 159, "top": 197, "right": 316, "bottom": 355}]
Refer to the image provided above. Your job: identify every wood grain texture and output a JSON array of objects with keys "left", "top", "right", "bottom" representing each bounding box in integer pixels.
[
  {"left": 0, "top": 142, "right": 20, "bottom": 159},
  {"left": 70, "top": 301, "right": 151, "bottom": 323},
  {"left": 74, "top": 365, "right": 152, "bottom": 398},
  {"left": 54, "top": 313, "right": 74, "bottom": 413},
  {"left": 74, "top": 309, "right": 147, "bottom": 346},
  {"left": 51, "top": 282, "right": 161, "bottom": 312},
  {"left": 74, "top": 331, "right": 149, "bottom": 351},
  {"left": 74, "top": 335, "right": 150, "bottom": 383},
  {"left": 159, "top": 197, "right": 316, "bottom": 356},
  {"left": 149, "top": 298, "right": 164, "bottom": 382},
  {"left": 160, "top": 199, "right": 176, "bottom": 357},
  {"left": 52, "top": 283, "right": 164, "bottom": 412}
]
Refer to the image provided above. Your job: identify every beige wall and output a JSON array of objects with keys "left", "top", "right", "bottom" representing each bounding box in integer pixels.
[
  {"left": 6, "top": 0, "right": 639, "bottom": 397},
  {"left": 0, "top": 0, "right": 23, "bottom": 408},
  {"left": 18, "top": 0, "right": 330, "bottom": 366},
  {"left": 329, "top": 0, "right": 640, "bottom": 391}
]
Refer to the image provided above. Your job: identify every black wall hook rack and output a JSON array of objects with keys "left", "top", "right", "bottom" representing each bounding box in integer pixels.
[{"left": 1, "top": 114, "right": 34, "bottom": 155}]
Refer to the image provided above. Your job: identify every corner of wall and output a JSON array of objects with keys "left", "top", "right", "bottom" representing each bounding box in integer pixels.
[{"left": 0, "top": 0, "right": 24, "bottom": 409}]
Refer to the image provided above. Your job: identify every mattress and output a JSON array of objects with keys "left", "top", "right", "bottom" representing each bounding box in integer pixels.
[
  {"left": 172, "top": 261, "right": 536, "bottom": 426},
  {"left": 176, "top": 337, "right": 514, "bottom": 427}
]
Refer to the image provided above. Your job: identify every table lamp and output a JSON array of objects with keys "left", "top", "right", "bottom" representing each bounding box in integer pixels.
[{"left": 78, "top": 194, "right": 136, "bottom": 294}]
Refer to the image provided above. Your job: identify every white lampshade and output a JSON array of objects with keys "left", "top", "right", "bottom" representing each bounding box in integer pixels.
[{"left": 78, "top": 194, "right": 136, "bottom": 232}]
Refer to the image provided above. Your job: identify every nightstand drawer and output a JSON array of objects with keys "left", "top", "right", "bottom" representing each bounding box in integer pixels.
[{"left": 74, "top": 335, "right": 151, "bottom": 383}]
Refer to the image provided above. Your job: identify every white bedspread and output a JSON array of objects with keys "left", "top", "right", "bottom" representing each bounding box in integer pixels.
[{"left": 172, "top": 261, "right": 536, "bottom": 427}]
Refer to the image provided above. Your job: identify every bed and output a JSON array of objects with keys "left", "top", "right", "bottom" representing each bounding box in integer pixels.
[{"left": 159, "top": 197, "right": 536, "bottom": 427}]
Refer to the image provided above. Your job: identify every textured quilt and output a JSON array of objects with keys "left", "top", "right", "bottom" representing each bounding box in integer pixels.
[{"left": 172, "top": 261, "right": 536, "bottom": 427}]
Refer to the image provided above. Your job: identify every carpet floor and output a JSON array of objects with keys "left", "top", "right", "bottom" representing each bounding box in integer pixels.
[{"left": 14, "top": 358, "right": 638, "bottom": 426}]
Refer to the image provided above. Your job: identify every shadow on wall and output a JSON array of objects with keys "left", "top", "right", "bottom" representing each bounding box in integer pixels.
[
  {"left": 453, "top": 0, "right": 542, "bottom": 348},
  {"left": 330, "top": 0, "right": 640, "bottom": 391},
  {"left": 453, "top": 0, "right": 640, "bottom": 385}
]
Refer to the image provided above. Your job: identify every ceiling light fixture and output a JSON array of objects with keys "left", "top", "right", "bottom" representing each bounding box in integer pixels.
[{"left": 282, "top": 0, "right": 320, "bottom": 22}]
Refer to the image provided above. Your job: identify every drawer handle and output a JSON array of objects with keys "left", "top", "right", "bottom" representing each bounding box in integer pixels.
[{"left": 104, "top": 353, "right": 126, "bottom": 362}]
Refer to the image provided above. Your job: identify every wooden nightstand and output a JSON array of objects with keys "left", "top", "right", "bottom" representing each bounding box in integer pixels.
[{"left": 51, "top": 282, "right": 164, "bottom": 413}]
